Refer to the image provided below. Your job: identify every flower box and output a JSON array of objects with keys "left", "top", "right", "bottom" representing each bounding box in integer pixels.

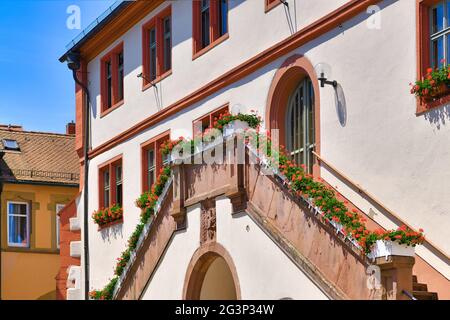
[
  {"left": 92, "top": 204, "right": 123, "bottom": 229},
  {"left": 224, "top": 120, "right": 250, "bottom": 137},
  {"left": 422, "top": 83, "right": 450, "bottom": 102},
  {"left": 97, "top": 217, "right": 123, "bottom": 231},
  {"left": 368, "top": 240, "right": 415, "bottom": 260}
]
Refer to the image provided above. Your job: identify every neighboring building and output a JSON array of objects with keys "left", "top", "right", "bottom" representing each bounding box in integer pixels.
[
  {"left": 0, "top": 124, "right": 79, "bottom": 300},
  {"left": 59, "top": 0, "right": 449, "bottom": 300}
]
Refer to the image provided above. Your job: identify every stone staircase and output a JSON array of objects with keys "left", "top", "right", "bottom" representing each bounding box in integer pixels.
[{"left": 412, "top": 275, "right": 438, "bottom": 300}]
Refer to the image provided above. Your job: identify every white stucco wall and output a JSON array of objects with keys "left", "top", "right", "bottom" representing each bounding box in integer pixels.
[
  {"left": 84, "top": 0, "right": 450, "bottom": 293},
  {"left": 141, "top": 196, "right": 328, "bottom": 300}
]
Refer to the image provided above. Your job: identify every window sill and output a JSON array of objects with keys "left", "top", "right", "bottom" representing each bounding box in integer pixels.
[
  {"left": 416, "top": 92, "right": 450, "bottom": 115},
  {"left": 100, "top": 100, "right": 124, "bottom": 118},
  {"left": 193, "top": 33, "right": 229, "bottom": 61},
  {"left": 97, "top": 217, "right": 123, "bottom": 231},
  {"left": 2, "top": 247, "right": 60, "bottom": 254},
  {"left": 265, "top": 0, "right": 281, "bottom": 13},
  {"left": 142, "top": 70, "right": 172, "bottom": 92}
]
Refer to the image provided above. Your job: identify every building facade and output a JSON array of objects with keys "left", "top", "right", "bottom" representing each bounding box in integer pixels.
[
  {"left": 0, "top": 124, "right": 79, "bottom": 299},
  {"left": 60, "top": 0, "right": 449, "bottom": 300}
]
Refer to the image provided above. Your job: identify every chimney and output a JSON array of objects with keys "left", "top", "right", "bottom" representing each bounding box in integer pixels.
[{"left": 66, "top": 121, "right": 76, "bottom": 135}]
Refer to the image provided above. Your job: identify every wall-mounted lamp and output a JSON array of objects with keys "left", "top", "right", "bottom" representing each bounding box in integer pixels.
[
  {"left": 137, "top": 72, "right": 156, "bottom": 87},
  {"left": 315, "top": 62, "right": 337, "bottom": 88}
]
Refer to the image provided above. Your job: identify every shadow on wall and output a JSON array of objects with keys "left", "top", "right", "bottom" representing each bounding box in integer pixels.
[
  {"left": 423, "top": 104, "right": 450, "bottom": 130},
  {"left": 334, "top": 83, "right": 347, "bottom": 127},
  {"left": 100, "top": 222, "right": 123, "bottom": 242}
]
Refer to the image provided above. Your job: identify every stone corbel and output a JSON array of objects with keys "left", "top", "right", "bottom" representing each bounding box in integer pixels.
[
  {"left": 374, "top": 255, "right": 415, "bottom": 300},
  {"left": 225, "top": 136, "right": 247, "bottom": 214},
  {"left": 171, "top": 163, "right": 187, "bottom": 230}
]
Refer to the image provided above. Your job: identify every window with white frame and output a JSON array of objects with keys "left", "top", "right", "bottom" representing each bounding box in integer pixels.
[
  {"left": 56, "top": 204, "right": 65, "bottom": 249},
  {"left": 7, "top": 201, "right": 30, "bottom": 247},
  {"left": 430, "top": 1, "right": 450, "bottom": 68}
]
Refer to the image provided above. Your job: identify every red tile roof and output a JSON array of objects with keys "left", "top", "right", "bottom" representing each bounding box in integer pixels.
[{"left": 0, "top": 128, "right": 79, "bottom": 185}]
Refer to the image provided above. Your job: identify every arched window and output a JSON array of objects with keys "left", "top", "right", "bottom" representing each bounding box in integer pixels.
[{"left": 286, "top": 77, "right": 315, "bottom": 173}]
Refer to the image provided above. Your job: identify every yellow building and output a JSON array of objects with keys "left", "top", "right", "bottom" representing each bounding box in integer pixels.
[{"left": 0, "top": 124, "right": 79, "bottom": 300}]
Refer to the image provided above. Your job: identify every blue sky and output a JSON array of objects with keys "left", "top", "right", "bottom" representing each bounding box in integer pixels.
[{"left": 0, "top": 0, "right": 115, "bottom": 134}]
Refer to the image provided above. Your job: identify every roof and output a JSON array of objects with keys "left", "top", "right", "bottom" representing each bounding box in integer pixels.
[
  {"left": 0, "top": 129, "right": 79, "bottom": 185},
  {"left": 59, "top": 0, "right": 131, "bottom": 62}
]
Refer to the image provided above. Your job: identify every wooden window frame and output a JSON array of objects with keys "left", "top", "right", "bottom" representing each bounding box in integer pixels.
[
  {"left": 265, "top": 0, "right": 281, "bottom": 13},
  {"left": 192, "top": 103, "right": 229, "bottom": 137},
  {"left": 416, "top": 0, "right": 450, "bottom": 113},
  {"left": 141, "top": 131, "right": 170, "bottom": 193},
  {"left": 100, "top": 42, "right": 124, "bottom": 117},
  {"left": 6, "top": 201, "right": 30, "bottom": 248},
  {"left": 98, "top": 154, "right": 123, "bottom": 209},
  {"left": 192, "top": 0, "right": 229, "bottom": 60},
  {"left": 142, "top": 5, "right": 172, "bottom": 91}
]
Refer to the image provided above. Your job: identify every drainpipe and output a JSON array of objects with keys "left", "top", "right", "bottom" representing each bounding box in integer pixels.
[
  {"left": 65, "top": 52, "right": 90, "bottom": 300},
  {"left": 0, "top": 153, "right": 3, "bottom": 300}
]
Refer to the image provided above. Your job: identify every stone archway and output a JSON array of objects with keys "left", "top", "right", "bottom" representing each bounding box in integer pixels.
[
  {"left": 265, "top": 54, "right": 321, "bottom": 176},
  {"left": 183, "top": 243, "right": 241, "bottom": 300}
]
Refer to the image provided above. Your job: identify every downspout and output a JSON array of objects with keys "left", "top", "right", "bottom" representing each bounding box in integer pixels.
[
  {"left": 0, "top": 152, "right": 3, "bottom": 300},
  {"left": 64, "top": 52, "right": 91, "bottom": 300}
]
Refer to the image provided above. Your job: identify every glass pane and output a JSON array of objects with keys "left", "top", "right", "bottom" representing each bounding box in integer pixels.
[
  {"left": 104, "top": 189, "right": 109, "bottom": 208},
  {"left": 219, "top": 0, "right": 228, "bottom": 36},
  {"left": 447, "top": 34, "right": 450, "bottom": 64},
  {"left": 201, "top": 0, "right": 210, "bottom": 48},
  {"left": 148, "top": 149, "right": 155, "bottom": 168},
  {"left": 163, "top": 17, "right": 171, "bottom": 72},
  {"left": 432, "top": 36, "right": 445, "bottom": 68},
  {"left": 116, "top": 184, "right": 122, "bottom": 207},
  {"left": 118, "top": 52, "right": 124, "bottom": 101},
  {"left": 148, "top": 169, "right": 155, "bottom": 190},
  {"left": 116, "top": 165, "right": 122, "bottom": 183},
  {"left": 8, "top": 215, "right": 27, "bottom": 245},
  {"left": 149, "top": 28, "right": 157, "bottom": 80},
  {"left": 104, "top": 170, "right": 110, "bottom": 188},
  {"left": 9, "top": 202, "right": 27, "bottom": 215},
  {"left": 432, "top": 4, "right": 444, "bottom": 34}
]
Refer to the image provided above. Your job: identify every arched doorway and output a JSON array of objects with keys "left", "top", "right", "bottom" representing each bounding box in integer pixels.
[
  {"left": 266, "top": 54, "right": 320, "bottom": 176},
  {"left": 183, "top": 243, "right": 241, "bottom": 300}
]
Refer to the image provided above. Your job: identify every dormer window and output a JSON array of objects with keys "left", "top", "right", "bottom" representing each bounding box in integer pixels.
[{"left": 2, "top": 139, "right": 20, "bottom": 151}]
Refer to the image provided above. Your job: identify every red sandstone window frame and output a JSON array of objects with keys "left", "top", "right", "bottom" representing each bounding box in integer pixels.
[
  {"left": 141, "top": 131, "right": 170, "bottom": 193},
  {"left": 100, "top": 42, "right": 124, "bottom": 117},
  {"left": 265, "top": 0, "right": 281, "bottom": 12},
  {"left": 192, "top": 0, "right": 229, "bottom": 59},
  {"left": 98, "top": 154, "right": 123, "bottom": 209},
  {"left": 416, "top": 0, "right": 450, "bottom": 113},
  {"left": 142, "top": 5, "right": 172, "bottom": 91},
  {"left": 192, "top": 104, "right": 229, "bottom": 137}
]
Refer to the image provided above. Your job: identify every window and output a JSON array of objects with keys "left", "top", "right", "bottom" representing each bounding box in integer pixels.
[
  {"left": 141, "top": 132, "right": 170, "bottom": 192},
  {"left": 99, "top": 156, "right": 123, "bottom": 209},
  {"left": 265, "top": 0, "right": 281, "bottom": 12},
  {"left": 193, "top": 0, "right": 229, "bottom": 57},
  {"left": 2, "top": 139, "right": 20, "bottom": 151},
  {"left": 100, "top": 43, "right": 124, "bottom": 115},
  {"left": 193, "top": 104, "right": 229, "bottom": 137},
  {"left": 417, "top": 0, "right": 450, "bottom": 112},
  {"left": 142, "top": 6, "right": 172, "bottom": 88},
  {"left": 7, "top": 201, "right": 29, "bottom": 247},
  {"left": 56, "top": 204, "right": 65, "bottom": 249}
]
